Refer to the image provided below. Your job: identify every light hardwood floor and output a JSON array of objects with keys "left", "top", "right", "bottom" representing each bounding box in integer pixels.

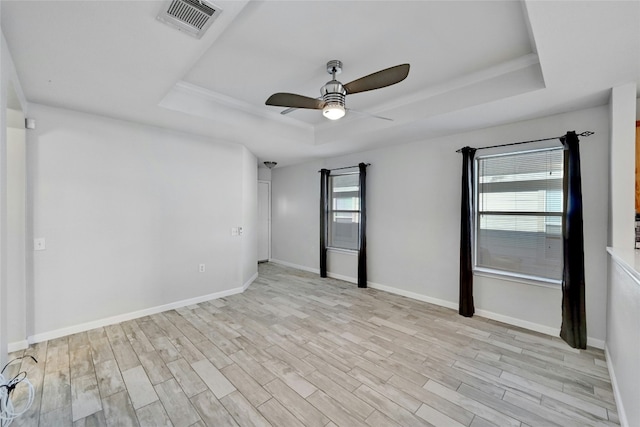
[{"left": 6, "top": 262, "right": 618, "bottom": 426}]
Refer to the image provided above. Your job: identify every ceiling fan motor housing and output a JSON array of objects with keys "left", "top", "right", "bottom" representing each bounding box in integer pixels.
[{"left": 321, "top": 80, "right": 346, "bottom": 107}]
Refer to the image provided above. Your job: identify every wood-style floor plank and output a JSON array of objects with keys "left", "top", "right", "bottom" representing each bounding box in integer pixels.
[{"left": 10, "top": 263, "right": 618, "bottom": 426}]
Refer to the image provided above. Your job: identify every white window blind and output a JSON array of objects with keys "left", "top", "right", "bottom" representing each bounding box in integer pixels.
[
  {"left": 476, "top": 148, "right": 563, "bottom": 282},
  {"left": 328, "top": 173, "right": 360, "bottom": 250}
]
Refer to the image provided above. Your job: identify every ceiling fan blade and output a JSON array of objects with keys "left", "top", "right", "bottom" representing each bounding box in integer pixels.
[
  {"left": 346, "top": 108, "right": 393, "bottom": 121},
  {"left": 281, "top": 97, "right": 324, "bottom": 115},
  {"left": 265, "top": 93, "right": 325, "bottom": 110},
  {"left": 344, "top": 64, "right": 410, "bottom": 95}
]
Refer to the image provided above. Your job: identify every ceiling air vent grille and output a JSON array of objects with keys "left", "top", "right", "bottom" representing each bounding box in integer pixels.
[{"left": 157, "top": 0, "right": 222, "bottom": 39}]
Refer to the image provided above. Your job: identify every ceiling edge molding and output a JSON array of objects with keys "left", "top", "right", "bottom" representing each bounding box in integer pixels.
[
  {"left": 166, "top": 81, "right": 314, "bottom": 131},
  {"left": 521, "top": 1, "right": 539, "bottom": 55},
  {"left": 314, "top": 53, "right": 541, "bottom": 132}
]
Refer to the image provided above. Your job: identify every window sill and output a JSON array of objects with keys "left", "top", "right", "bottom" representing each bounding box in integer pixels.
[
  {"left": 473, "top": 267, "right": 561, "bottom": 289},
  {"left": 327, "top": 247, "right": 358, "bottom": 255}
]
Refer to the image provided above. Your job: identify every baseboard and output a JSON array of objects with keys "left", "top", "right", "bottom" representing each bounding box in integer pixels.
[
  {"left": 474, "top": 308, "right": 560, "bottom": 337},
  {"left": 586, "top": 337, "right": 605, "bottom": 350},
  {"left": 28, "top": 283, "right": 252, "bottom": 345},
  {"left": 269, "top": 259, "right": 320, "bottom": 274},
  {"left": 7, "top": 340, "right": 29, "bottom": 353},
  {"left": 342, "top": 276, "right": 604, "bottom": 349},
  {"left": 367, "top": 280, "right": 459, "bottom": 311},
  {"left": 243, "top": 272, "right": 258, "bottom": 291},
  {"left": 605, "top": 344, "right": 629, "bottom": 427},
  {"left": 268, "top": 261, "right": 606, "bottom": 349},
  {"left": 273, "top": 261, "right": 565, "bottom": 340},
  {"left": 327, "top": 272, "right": 357, "bottom": 284}
]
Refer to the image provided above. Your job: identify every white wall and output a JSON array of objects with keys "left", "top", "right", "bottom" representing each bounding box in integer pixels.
[
  {"left": 606, "top": 253, "right": 640, "bottom": 427},
  {"left": 241, "top": 146, "right": 258, "bottom": 286},
  {"left": 0, "top": 27, "right": 29, "bottom": 366},
  {"left": 26, "top": 103, "right": 257, "bottom": 341},
  {"left": 272, "top": 160, "right": 322, "bottom": 270},
  {"left": 604, "top": 85, "right": 638, "bottom": 427},
  {"left": 272, "top": 105, "right": 610, "bottom": 345},
  {"left": 7, "top": 125, "right": 26, "bottom": 347},
  {"left": 609, "top": 83, "right": 636, "bottom": 248},
  {"left": 257, "top": 167, "right": 271, "bottom": 181}
]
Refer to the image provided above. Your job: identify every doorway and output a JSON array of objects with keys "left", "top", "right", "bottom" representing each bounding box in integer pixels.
[{"left": 258, "top": 181, "right": 271, "bottom": 262}]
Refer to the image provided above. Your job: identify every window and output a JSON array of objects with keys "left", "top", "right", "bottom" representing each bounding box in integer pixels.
[
  {"left": 328, "top": 173, "right": 360, "bottom": 250},
  {"left": 475, "top": 148, "right": 563, "bottom": 282}
]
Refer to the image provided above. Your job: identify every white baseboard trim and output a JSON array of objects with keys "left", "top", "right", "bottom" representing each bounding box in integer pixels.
[
  {"left": 327, "top": 272, "right": 357, "bottom": 284},
  {"left": 243, "top": 272, "right": 258, "bottom": 291},
  {"left": 264, "top": 261, "right": 606, "bottom": 349},
  {"left": 28, "top": 282, "right": 253, "bottom": 345},
  {"left": 367, "top": 280, "right": 459, "bottom": 311},
  {"left": 342, "top": 276, "right": 604, "bottom": 349},
  {"left": 605, "top": 344, "right": 629, "bottom": 427},
  {"left": 8, "top": 340, "right": 29, "bottom": 353},
  {"left": 474, "top": 308, "right": 560, "bottom": 337},
  {"left": 586, "top": 337, "right": 605, "bottom": 350},
  {"left": 269, "top": 259, "right": 320, "bottom": 275}
]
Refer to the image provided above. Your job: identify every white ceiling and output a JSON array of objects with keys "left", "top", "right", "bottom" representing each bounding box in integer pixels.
[{"left": 2, "top": 0, "right": 639, "bottom": 167}]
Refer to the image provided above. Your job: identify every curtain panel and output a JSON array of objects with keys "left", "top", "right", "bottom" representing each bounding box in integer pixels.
[
  {"left": 319, "top": 169, "right": 330, "bottom": 278},
  {"left": 358, "top": 163, "right": 368, "bottom": 288},
  {"left": 559, "top": 131, "right": 587, "bottom": 349},
  {"left": 459, "top": 147, "right": 476, "bottom": 317}
]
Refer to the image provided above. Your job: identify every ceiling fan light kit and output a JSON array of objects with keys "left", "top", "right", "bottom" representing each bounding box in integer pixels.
[{"left": 265, "top": 60, "right": 409, "bottom": 121}]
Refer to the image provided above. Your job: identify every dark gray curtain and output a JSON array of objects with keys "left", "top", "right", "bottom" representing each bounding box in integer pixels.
[
  {"left": 559, "top": 131, "right": 587, "bottom": 349},
  {"left": 459, "top": 147, "right": 476, "bottom": 317},
  {"left": 358, "top": 163, "right": 368, "bottom": 288},
  {"left": 320, "top": 169, "right": 330, "bottom": 278}
]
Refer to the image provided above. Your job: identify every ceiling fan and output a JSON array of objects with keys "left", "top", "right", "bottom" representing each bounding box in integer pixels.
[{"left": 265, "top": 60, "right": 410, "bottom": 121}]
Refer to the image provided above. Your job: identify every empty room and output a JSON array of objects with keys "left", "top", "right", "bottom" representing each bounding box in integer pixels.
[{"left": 0, "top": 0, "right": 638, "bottom": 426}]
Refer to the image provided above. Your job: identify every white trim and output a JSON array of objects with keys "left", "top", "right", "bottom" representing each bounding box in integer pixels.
[
  {"left": 7, "top": 340, "right": 29, "bottom": 353},
  {"left": 586, "top": 337, "right": 605, "bottom": 350},
  {"left": 268, "top": 262, "right": 608, "bottom": 348},
  {"left": 474, "top": 268, "right": 561, "bottom": 289},
  {"left": 258, "top": 180, "right": 271, "bottom": 262},
  {"left": 28, "top": 281, "right": 255, "bottom": 345},
  {"left": 605, "top": 344, "right": 629, "bottom": 427},
  {"left": 243, "top": 272, "right": 258, "bottom": 291},
  {"left": 315, "top": 53, "right": 540, "bottom": 131},
  {"left": 474, "top": 308, "right": 560, "bottom": 337},
  {"left": 327, "top": 247, "right": 358, "bottom": 256},
  {"left": 269, "top": 259, "right": 320, "bottom": 274},
  {"left": 171, "top": 81, "right": 313, "bottom": 130},
  {"left": 327, "top": 272, "right": 357, "bottom": 284},
  {"left": 367, "top": 281, "right": 458, "bottom": 311},
  {"left": 368, "top": 280, "right": 604, "bottom": 348}
]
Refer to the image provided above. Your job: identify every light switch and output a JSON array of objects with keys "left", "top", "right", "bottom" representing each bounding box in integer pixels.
[
  {"left": 34, "top": 238, "right": 46, "bottom": 251},
  {"left": 231, "top": 227, "right": 238, "bottom": 236}
]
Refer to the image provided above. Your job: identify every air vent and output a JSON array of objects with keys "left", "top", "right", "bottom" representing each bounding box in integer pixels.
[{"left": 157, "top": 0, "right": 222, "bottom": 39}]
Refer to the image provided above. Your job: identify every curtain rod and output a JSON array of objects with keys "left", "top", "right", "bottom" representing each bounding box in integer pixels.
[
  {"left": 318, "top": 163, "right": 371, "bottom": 173},
  {"left": 455, "top": 131, "right": 594, "bottom": 153}
]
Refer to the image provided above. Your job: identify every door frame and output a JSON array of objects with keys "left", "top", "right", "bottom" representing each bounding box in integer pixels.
[{"left": 258, "top": 180, "right": 271, "bottom": 262}]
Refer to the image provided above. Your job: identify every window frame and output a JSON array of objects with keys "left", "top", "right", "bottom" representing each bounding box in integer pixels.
[
  {"left": 473, "top": 146, "right": 564, "bottom": 286},
  {"left": 326, "top": 171, "right": 361, "bottom": 251}
]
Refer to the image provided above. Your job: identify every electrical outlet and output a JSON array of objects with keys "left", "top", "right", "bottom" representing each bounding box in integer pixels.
[
  {"left": 199, "top": 264, "right": 205, "bottom": 273},
  {"left": 238, "top": 227, "right": 243, "bottom": 236}
]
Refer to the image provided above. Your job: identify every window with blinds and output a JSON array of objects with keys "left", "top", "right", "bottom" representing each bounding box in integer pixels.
[
  {"left": 328, "top": 173, "right": 360, "bottom": 250},
  {"left": 476, "top": 148, "right": 563, "bottom": 282}
]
